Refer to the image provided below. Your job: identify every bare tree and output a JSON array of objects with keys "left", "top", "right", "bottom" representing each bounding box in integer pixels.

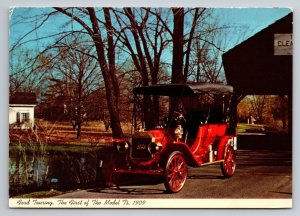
[
  {"left": 9, "top": 48, "right": 53, "bottom": 95},
  {"left": 53, "top": 7, "right": 124, "bottom": 138},
  {"left": 249, "top": 95, "right": 267, "bottom": 124},
  {"left": 10, "top": 7, "right": 241, "bottom": 135},
  {"left": 111, "top": 8, "right": 170, "bottom": 128},
  {"left": 50, "top": 41, "right": 100, "bottom": 138}
]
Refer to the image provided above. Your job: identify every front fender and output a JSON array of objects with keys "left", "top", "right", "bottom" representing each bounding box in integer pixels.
[{"left": 160, "top": 142, "right": 199, "bottom": 167}]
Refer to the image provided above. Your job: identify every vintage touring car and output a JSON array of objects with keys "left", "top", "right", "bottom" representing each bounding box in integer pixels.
[{"left": 100, "top": 83, "right": 237, "bottom": 193}]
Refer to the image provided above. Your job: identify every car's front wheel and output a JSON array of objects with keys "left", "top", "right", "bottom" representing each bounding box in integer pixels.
[{"left": 163, "top": 151, "right": 187, "bottom": 193}]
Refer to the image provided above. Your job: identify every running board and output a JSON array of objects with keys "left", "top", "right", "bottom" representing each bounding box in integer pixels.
[
  {"left": 113, "top": 169, "right": 163, "bottom": 176},
  {"left": 200, "top": 160, "right": 224, "bottom": 166}
]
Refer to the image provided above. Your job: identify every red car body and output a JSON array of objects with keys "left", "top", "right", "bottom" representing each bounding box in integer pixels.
[{"left": 105, "top": 83, "right": 237, "bottom": 193}]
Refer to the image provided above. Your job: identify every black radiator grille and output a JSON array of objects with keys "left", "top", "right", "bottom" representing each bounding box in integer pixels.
[{"left": 131, "top": 137, "right": 152, "bottom": 159}]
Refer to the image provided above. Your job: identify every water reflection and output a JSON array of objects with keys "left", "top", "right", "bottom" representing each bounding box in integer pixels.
[{"left": 9, "top": 150, "right": 98, "bottom": 196}]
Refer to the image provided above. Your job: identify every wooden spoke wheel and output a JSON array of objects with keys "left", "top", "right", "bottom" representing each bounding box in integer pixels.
[
  {"left": 164, "top": 151, "right": 187, "bottom": 193},
  {"left": 221, "top": 146, "right": 236, "bottom": 178}
]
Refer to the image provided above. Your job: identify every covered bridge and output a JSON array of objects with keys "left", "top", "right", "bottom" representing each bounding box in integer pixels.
[{"left": 222, "top": 12, "right": 292, "bottom": 148}]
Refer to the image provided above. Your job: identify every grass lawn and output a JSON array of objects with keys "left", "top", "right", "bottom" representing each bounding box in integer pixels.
[
  {"left": 9, "top": 119, "right": 133, "bottom": 146},
  {"left": 10, "top": 120, "right": 273, "bottom": 147},
  {"left": 237, "top": 123, "right": 265, "bottom": 134}
]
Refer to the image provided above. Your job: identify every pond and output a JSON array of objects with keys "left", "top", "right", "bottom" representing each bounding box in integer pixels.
[
  {"left": 9, "top": 146, "right": 103, "bottom": 197},
  {"left": 9, "top": 144, "right": 164, "bottom": 197}
]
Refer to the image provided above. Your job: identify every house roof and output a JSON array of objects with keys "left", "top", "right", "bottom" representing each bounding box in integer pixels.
[{"left": 10, "top": 92, "right": 37, "bottom": 105}]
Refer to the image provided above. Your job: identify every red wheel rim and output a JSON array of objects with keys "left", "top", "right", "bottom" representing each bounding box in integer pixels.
[
  {"left": 223, "top": 147, "right": 236, "bottom": 176},
  {"left": 166, "top": 154, "right": 187, "bottom": 192}
]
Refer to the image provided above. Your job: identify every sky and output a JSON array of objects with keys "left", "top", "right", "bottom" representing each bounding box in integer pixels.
[
  {"left": 10, "top": 7, "right": 292, "bottom": 53},
  {"left": 213, "top": 8, "right": 292, "bottom": 50},
  {"left": 8, "top": 7, "right": 292, "bottom": 89},
  {"left": 215, "top": 8, "right": 291, "bottom": 32}
]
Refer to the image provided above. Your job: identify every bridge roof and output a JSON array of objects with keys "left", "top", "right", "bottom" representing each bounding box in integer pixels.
[{"left": 222, "top": 12, "right": 292, "bottom": 95}]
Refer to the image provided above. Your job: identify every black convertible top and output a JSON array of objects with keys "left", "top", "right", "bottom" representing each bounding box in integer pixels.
[{"left": 133, "top": 83, "right": 233, "bottom": 96}]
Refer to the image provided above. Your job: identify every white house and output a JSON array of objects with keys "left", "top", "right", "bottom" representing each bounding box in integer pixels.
[{"left": 9, "top": 92, "right": 37, "bottom": 129}]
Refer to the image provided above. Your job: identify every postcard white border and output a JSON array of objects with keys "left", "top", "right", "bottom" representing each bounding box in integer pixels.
[
  {"left": 2, "top": 0, "right": 300, "bottom": 216},
  {"left": 9, "top": 198, "right": 292, "bottom": 209}
]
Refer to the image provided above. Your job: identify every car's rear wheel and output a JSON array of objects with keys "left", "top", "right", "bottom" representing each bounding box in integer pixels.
[
  {"left": 220, "top": 146, "right": 236, "bottom": 178},
  {"left": 163, "top": 151, "right": 187, "bottom": 193}
]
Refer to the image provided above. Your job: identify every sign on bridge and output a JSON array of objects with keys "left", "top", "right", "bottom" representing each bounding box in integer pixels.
[{"left": 274, "top": 34, "right": 293, "bottom": 55}]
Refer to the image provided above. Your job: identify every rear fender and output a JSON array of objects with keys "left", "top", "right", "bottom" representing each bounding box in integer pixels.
[
  {"left": 160, "top": 142, "right": 199, "bottom": 167},
  {"left": 216, "top": 136, "right": 236, "bottom": 160}
]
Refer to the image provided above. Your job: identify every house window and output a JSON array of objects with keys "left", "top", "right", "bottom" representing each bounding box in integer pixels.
[
  {"left": 22, "top": 113, "right": 30, "bottom": 122},
  {"left": 16, "top": 112, "right": 30, "bottom": 123},
  {"left": 16, "top": 112, "right": 20, "bottom": 123}
]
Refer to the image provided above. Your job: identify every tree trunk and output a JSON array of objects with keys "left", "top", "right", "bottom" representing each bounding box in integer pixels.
[
  {"left": 170, "top": 8, "right": 184, "bottom": 114},
  {"left": 76, "top": 119, "right": 81, "bottom": 139},
  {"left": 171, "top": 8, "right": 184, "bottom": 84},
  {"left": 151, "top": 73, "right": 159, "bottom": 126},
  {"left": 104, "top": 8, "right": 120, "bottom": 109},
  {"left": 280, "top": 95, "right": 287, "bottom": 129},
  {"left": 183, "top": 8, "right": 200, "bottom": 82},
  {"left": 87, "top": 8, "right": 123, "bottom": 138}
]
